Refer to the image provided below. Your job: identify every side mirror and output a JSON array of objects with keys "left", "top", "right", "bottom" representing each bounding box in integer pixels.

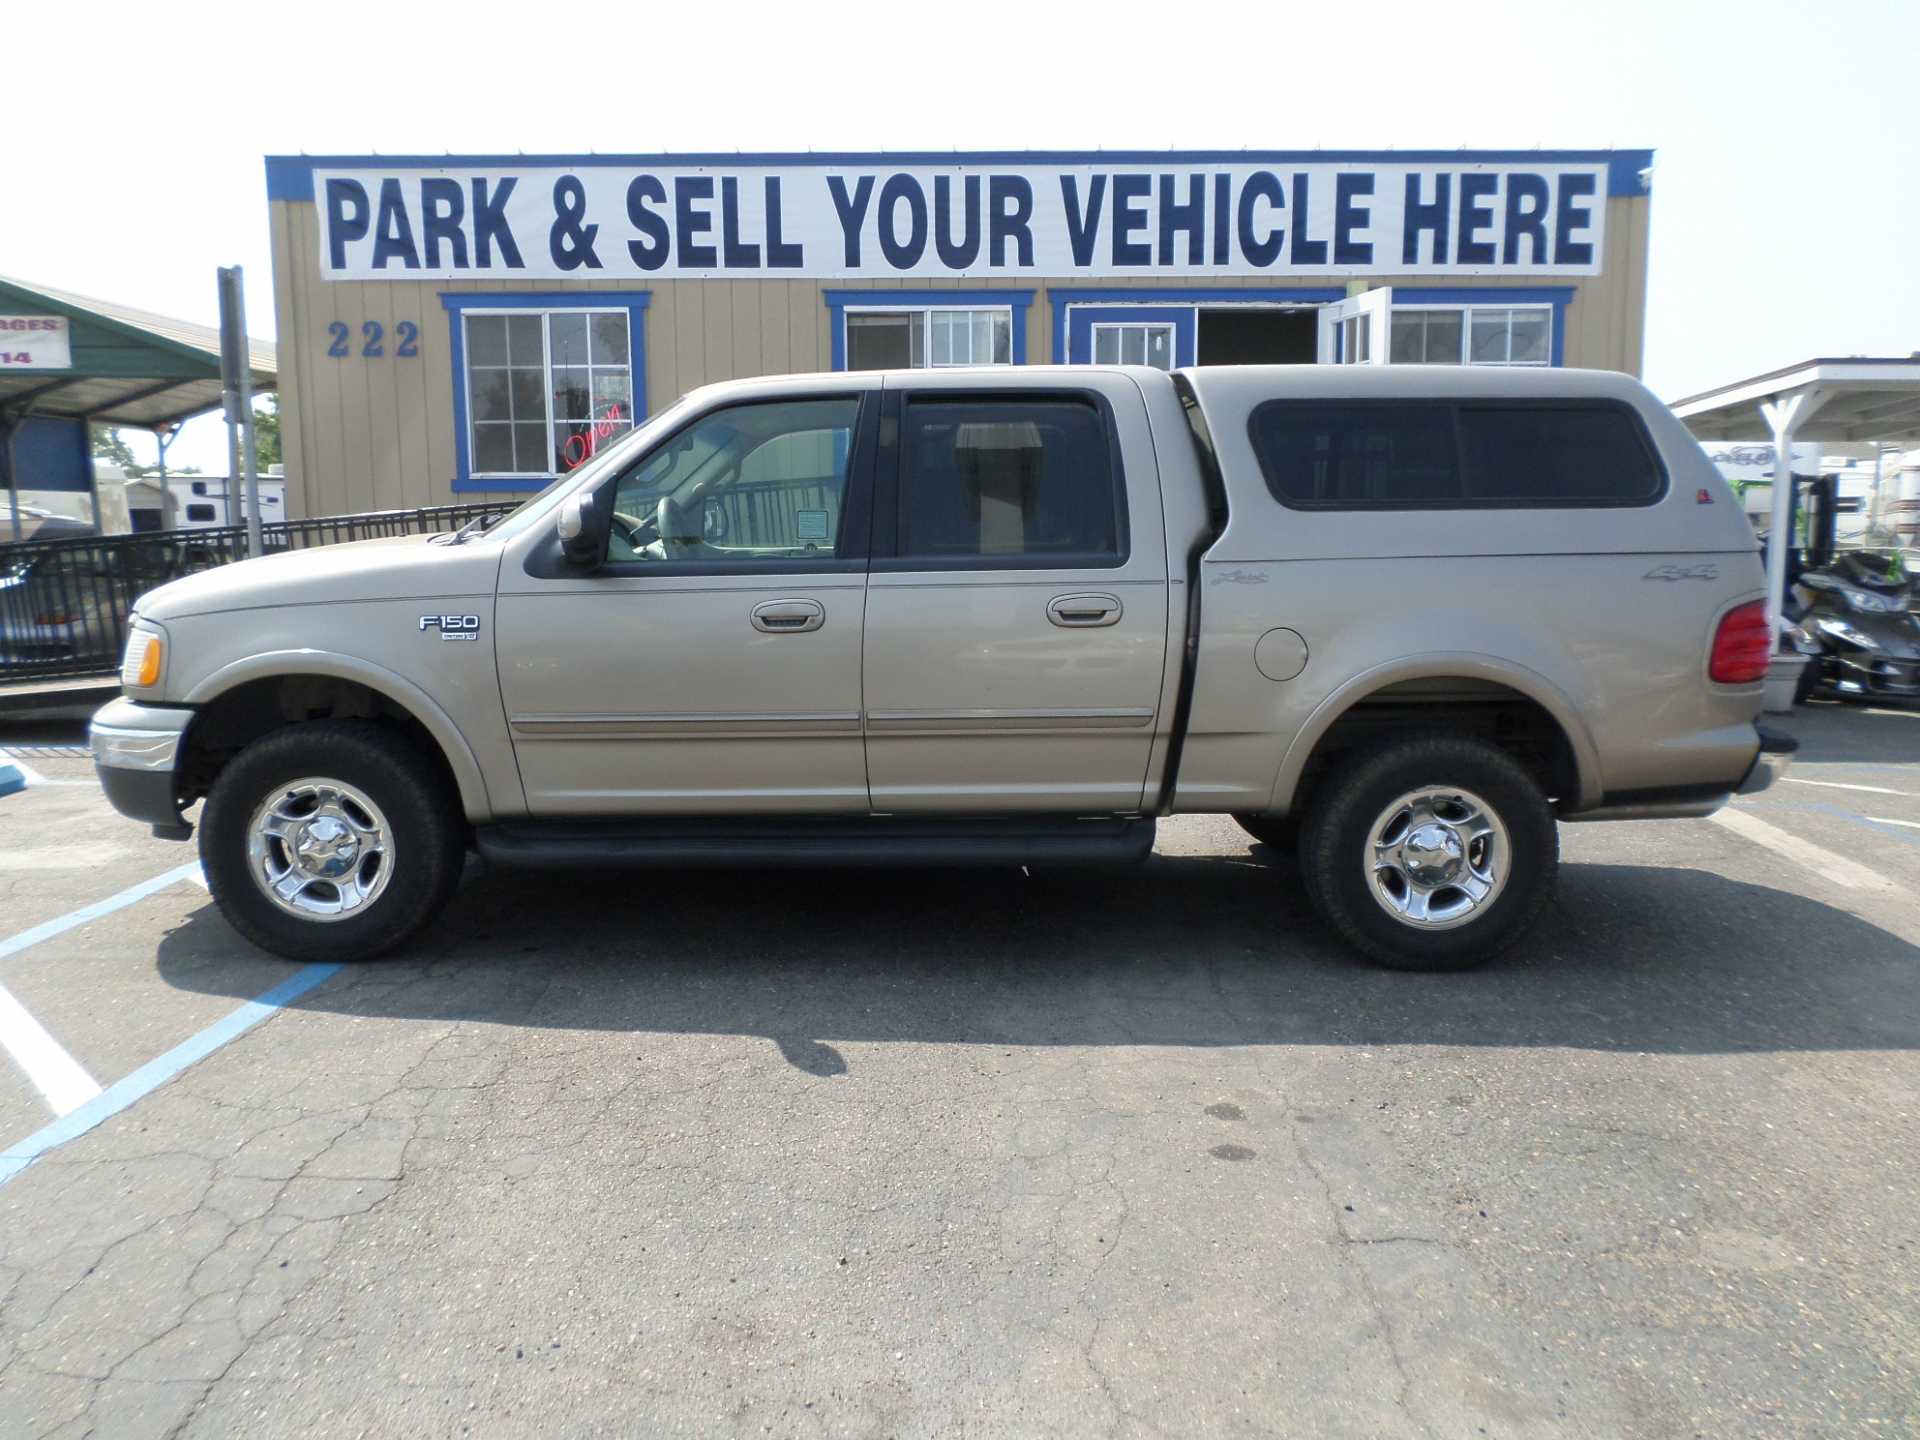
[{"left": 556, "top": 492, "right": 603, "bottom": 567}]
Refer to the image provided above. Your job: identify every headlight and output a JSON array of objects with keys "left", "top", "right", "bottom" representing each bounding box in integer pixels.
[
  {"left": 120, "top": 626, "right": 165, "bottom": 688},
  {"left": 1816, "top": 616, "right": 1883, "bottom": 651},
  {"left": 1840, "top": 585, "right": 1906, "bottom": 615}
]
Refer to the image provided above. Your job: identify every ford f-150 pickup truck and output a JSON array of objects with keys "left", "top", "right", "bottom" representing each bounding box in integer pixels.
[{"left": 89, "top": 364, "right": 1792, "bottom": 970}]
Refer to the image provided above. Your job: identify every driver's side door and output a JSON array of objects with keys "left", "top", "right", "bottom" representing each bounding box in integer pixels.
[{"left": 495, "top": 386, "right": 876, "bottom": 816}]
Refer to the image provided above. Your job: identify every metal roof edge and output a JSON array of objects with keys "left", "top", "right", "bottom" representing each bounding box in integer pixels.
[
  {"left": 0, "top": 275, "right": 275, "bottom": 377},
  {"left": 1672, "top": 356, "right": 1920, "bottom": 412}
]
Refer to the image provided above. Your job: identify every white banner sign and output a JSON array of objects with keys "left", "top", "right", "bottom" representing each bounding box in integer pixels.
[
  {"left": 0, "top": 315, "right": 72, "bottom": 369},
  {"left": 313, "top": 161, "right": 1608, "bottom": 282}
]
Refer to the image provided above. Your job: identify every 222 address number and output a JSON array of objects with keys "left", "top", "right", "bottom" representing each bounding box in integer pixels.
[{"left": 327, "top": 320, "right": 419, "bottom": 359}]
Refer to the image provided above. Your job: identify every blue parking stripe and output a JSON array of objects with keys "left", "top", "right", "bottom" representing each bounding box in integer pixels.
[{"left": 0, "top": 963, "right": 342, "bottom": 1187}]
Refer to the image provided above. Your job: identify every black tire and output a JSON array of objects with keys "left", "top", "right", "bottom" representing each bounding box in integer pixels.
[
  {"left": 199, "top": 720, "right": 466, "bottom": 962},
  {"left": 1299, "top": 733, "right": 1557, "bottom": 972},
  {"left": 1792, "top": 655, "right": 1822, "bottom": 706},
  {"left": 1233, "top": 813, "right": 1300, "bottom": 854}
]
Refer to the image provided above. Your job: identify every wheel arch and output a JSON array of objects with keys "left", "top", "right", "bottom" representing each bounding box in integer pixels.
[
  {"left": 178, "top": 650, "right": 493, "bottom": 822},
  {"left": 1267, "top": 653, "right": 1604, "bottom": 817}
]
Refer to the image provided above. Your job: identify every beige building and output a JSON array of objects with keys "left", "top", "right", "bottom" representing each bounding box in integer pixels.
[{"left": 265, "top": 149, "right": 1653, "bottom": 518}]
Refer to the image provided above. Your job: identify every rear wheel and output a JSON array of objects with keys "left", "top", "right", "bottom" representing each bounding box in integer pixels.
[
  {"left": 200, "top": 720, "right": 465, "bottom": 962},
  {"left": 1299, "top": 733, "right": 1557, "bottom": 971}
]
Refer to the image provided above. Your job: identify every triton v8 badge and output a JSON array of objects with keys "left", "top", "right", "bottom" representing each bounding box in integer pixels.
[{"left": 420, "top": 614, "right": 482, "bottom": 641}]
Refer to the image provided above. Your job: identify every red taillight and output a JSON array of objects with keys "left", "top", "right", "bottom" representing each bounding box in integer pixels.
[{"left": 1709, "top": 599, "right": 1772, "bottom": 683}]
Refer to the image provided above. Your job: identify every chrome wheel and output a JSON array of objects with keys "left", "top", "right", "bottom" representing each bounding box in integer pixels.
[
  {"left": 246, "top": 777, "right": 395, "bottom": 921},
  {"left": 1365, "top": 785, "right": 1509, "bottom": 930}
]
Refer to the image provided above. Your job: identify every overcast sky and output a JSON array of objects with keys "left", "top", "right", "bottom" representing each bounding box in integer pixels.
[{"left": 3, "top": 0, "right": 1913, "bottom": 474}]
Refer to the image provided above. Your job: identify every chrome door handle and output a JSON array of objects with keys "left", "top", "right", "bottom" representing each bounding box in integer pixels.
[
  {"left": 1047, "top": 592, "right": 1123, "bottom": 627},
  {"left": 750, "top": 598, "right": 825, "bottom": 633}
]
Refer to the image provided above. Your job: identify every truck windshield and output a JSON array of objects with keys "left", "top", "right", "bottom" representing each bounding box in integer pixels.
[{"left": 480, "top": 393, "right": 701, "bottom": 544}]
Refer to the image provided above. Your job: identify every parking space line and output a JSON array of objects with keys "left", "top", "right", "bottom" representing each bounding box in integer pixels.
[
  {"left": 0, "top": 861, "right": 205, "bottom": 1115},
  {"left": 0, "top": 986, "right": 101, "bottom": 1115},
  {"left": 0, "top": 962, "right": 342, "bottom": 1187},
  {"left": 0, "top": 861, "right": 206, "bottom": 964},
  {"left": 0, "top": 751, "right": 96, "bottom": 787},
  {"left": 1781, "top": 776, "right": 1917, "bottom": 798},
  {"left": 1712, "top": 808, "right": 1898, "bottom": 892},
  {"left": 0, "top": 752, "right": 48, "bottom": 785}
]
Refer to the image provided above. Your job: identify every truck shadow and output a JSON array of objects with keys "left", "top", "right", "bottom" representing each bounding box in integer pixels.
[{"left": 152, "top": 851, "right": 1920, "bottom": 1061}]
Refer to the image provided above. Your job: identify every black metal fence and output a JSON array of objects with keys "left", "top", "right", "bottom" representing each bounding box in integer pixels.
[{"left": 0, "top": 503, "right": 504, "bottom": 684}]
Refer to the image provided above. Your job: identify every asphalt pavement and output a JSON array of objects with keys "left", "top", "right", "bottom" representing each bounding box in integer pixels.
[{"left": 0, "top": 702, "right": 1916, "bottom": 1439}]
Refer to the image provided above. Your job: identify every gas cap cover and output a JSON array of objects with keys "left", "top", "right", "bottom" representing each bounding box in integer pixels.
[{"left": 1254, "top": 627, "right": 1309, "bottom": 682}]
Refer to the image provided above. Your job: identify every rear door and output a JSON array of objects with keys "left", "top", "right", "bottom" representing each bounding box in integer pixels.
[{"left": 860, "top": 373, "right": 1171, "bottom": 813}]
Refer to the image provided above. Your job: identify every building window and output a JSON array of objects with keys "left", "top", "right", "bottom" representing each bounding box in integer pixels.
[
  {"left": 1091, "top": 323, "right": 1174, "bottom": 370},
  {"left": 465, "top": 310, "right": 634, "bottom": 478},
  {"left": 845, "top": 308, "right": 1012, "bottom": 370},
  {"left": 1389, "top": 307, "right": 1551, "bottom": 366}
]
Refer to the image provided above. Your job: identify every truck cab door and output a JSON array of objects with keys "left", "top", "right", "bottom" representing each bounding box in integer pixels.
[
  {"left": 494, "top": 388, "right": 876, "bottom": 815},
  {"left": 860, "top": 374, "right": 1171, "bottom": 814}
]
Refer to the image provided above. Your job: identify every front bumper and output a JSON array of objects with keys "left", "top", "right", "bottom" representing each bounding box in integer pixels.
[
  {"left": 1736, "top": 724, "right": 1799, "bottom": 795},
  {"left": 90, "top": 697, "right": 195, "bottom": 835}
]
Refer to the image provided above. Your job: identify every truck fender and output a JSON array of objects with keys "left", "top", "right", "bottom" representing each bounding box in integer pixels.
[
  {"left": 1266, "top": 651, "right": 1605, "bottom": 815},
  {"left": 182, "top": 648, "right": 496, "bottom": 823}
]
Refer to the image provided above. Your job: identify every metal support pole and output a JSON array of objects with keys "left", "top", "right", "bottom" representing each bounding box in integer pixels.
[
  {"left": 3, "top": 412, "right": 23, "bottom": 543},
  {"left": 1760, "top": 393, "right": 1807, "bottom": 644},
  {"left": 216, "top": 266, "right": 262, "bottom": 558}
]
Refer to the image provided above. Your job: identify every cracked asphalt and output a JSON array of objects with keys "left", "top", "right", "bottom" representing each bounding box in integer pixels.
[{"left": 1, "top": 703, "right": 1917, "bottom": 1438}]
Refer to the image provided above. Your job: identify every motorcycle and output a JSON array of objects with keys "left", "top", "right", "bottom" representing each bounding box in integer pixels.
[{"left": 1783, "top": 550, "right": 1920, "bottom": 703}]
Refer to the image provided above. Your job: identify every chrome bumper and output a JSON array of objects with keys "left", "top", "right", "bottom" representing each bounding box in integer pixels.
[{"left": 90, "top": 699, "right": 195, "bottom": 837}]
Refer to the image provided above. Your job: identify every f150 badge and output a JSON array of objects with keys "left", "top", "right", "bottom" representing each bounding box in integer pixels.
[{"left": 420, "top": 614, "right": 482, "bottom": 641}]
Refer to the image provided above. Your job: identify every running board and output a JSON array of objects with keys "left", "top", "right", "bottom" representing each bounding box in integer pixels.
[{"left": 475, "top": 815, "right": 1157, "bottom": 869}]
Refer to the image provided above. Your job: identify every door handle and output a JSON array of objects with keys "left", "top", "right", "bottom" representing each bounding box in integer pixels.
[
  {"left": 1047, "top": 592, "right": 1123, "bottom": 628},
  {"left": 751, "top": 598, "right": 826, "bottom": 633}
]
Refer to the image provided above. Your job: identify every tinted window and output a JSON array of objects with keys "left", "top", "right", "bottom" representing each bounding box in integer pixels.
[
  {"left": 896, "top": 399, "right": 1121, "bottom": 564},
  {"left": 1249, "top": 400, "right": 1666, "bottom": 509},
  {"left": 1457, "top": 406, "right": 1663, "bottom": 502},
  {"left": 1249, "top": 404, "right": 1460, "bottom": 505}
]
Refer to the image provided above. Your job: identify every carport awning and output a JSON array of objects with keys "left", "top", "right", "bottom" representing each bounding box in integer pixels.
[
  {"left": 0, "top": 276, "right": 275, "bottom": 430},
  {"left": 1671, "top": 356, "right": 1920, "bottom": 643},
  {"left": 1673, "top": 358, "right": 1920, "bottom": 444}
]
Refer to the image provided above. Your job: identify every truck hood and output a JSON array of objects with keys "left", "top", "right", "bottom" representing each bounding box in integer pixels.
[{"left": 136, "top": 534, "right": 503, "bottom": 622}]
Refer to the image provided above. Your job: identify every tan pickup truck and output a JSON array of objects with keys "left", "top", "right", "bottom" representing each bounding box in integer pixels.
[{"left": 90, "top": 364, "right": 1791, "bottom": 970}]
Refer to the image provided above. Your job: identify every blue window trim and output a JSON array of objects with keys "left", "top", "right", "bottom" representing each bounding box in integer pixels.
[
  {"left": 438, "top": 290, "right": 650, "bottom": 493},
  {"left": 823, "top": 289, "right": 1034, "bottom": 371},
  {"left": 1049, "top": 287, "right": 1344, "bottom": 364},
  {"left": 268, "top": 151, "right": 1653, "bottom": 202},
  {"left": 1066, "top": 306, "right": 1199, "bottom": 368},
  {"left": 1389, "top": 286, "right": 1576, "bottom": 367}
]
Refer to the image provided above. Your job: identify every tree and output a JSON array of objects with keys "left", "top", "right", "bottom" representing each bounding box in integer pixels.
[
  {"left": 252, "top": 393, "right": 282, "bottom": 469},
  {"left": 90, "top": 424, "right": 145, "bottom": 474}
]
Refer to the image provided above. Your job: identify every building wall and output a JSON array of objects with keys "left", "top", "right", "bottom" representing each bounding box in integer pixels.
[{"left": 268, "top": 193, "right": 1649, "bottom": 520}]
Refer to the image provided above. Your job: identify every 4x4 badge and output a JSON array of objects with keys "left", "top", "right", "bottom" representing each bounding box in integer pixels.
[{"left": 420, "top": 614, "right": 482, "bottom": 641}]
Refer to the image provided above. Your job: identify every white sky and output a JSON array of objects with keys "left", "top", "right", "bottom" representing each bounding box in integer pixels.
[{"left": 3, "top": 0, "right": 1914, "bottom": 477}]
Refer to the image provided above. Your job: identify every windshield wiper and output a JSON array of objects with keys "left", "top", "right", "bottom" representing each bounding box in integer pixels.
[{"left": 439, "top": 511, "right": 505, "bottom": 546}]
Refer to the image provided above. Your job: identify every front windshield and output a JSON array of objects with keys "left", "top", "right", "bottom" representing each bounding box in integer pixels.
[{"left": 477, "top": 392, "right": 702, "bottom": 543}]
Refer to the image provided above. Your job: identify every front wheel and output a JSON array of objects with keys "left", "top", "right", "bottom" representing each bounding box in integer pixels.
[
  {"left": 199, "top": 720, "right": 466, "bottom": 962},
  {"left": 1299, "top": 734, "right": 1557, "bottom": 972}
]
